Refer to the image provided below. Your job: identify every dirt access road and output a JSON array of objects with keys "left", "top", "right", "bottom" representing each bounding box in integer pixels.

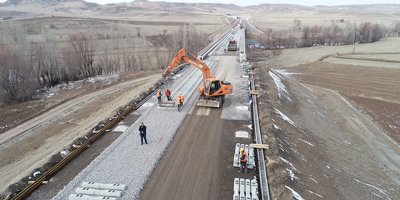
[{"left": 0, "top": 74, "right": 160, "bottom": 194}]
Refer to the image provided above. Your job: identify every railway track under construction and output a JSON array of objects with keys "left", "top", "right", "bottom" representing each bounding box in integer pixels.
[{"left": 9, "top": 21, "right": 271, "bottom": 200}]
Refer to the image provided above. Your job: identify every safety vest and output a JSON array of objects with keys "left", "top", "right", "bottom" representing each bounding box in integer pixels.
[
  {"left": 176, "top": 95, "right": 184, "bottom": 104},
  {"left": 240, "top": 152, "right": 248, "bottom": 163}
]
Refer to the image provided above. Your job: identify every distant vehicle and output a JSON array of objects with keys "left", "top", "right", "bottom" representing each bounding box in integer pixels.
[{"left": 228, "top": 40, "right": 238, "bottom": 51}]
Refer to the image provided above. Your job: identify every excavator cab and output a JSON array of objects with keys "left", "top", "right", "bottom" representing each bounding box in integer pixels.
[
  {"left": 205, "top": 80, "right": 221, "bottom": 95},
  {"left": 198, "top": 79, "right": 232, "bottom": 108}
]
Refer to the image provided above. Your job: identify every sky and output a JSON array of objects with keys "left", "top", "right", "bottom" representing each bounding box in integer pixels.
[
  {"left": 0, "top": 0, "right": 398, "bottom": 6},
  {"left": 82, "top": 0, "right": 398, "bottom": 6}
]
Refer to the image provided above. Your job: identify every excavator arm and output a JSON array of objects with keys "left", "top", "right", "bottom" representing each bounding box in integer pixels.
[{"left": 162, "top": 49, "right": 212, "bottom": 82}]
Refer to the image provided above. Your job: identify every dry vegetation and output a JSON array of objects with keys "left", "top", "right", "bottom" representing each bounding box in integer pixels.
[
  {"left": 246, "top": 4, "right": 400, "bottom": 49},
  {"left": 0, "top": 17, "right": 219, "bottom": 104},
  {"left": 253, "top": 19, "right": 400, "bottom": 49}
]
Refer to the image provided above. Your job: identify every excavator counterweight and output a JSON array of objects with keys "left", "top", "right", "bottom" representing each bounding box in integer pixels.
[{"left": 163, "top": 49, "right": 233, "bottom": 108}]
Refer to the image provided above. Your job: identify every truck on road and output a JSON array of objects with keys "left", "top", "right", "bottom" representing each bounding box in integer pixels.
[{"left": 228, "top": 40, "right": 237, "bottom": 51}]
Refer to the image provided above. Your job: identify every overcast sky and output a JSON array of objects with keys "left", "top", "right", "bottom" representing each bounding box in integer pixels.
[{"left": 0, "top": 0, "right": 398, "bottom": 6}]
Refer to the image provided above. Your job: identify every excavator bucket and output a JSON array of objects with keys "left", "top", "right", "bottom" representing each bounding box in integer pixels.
[
  {"left": 196, "top": 96, "right": 224, "bottom": 108},
  {"left": 196, "top": 99, "right": 221, "bottom": 108}
]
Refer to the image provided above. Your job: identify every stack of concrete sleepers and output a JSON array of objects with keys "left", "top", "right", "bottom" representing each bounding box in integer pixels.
[
  {"left": 233, "top": 143, "right": 255, "bottom": 169},
  {"left": 68, "top": 182, "right": 126, "bottom": 200},
  {"left": 233, "top": 178, "right": 258, "bottom": 200}
]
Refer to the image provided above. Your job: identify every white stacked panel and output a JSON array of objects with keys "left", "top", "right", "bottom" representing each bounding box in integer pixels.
[
  {"left": 245, "top": 179, "right": 251, "bottom": 200},
  {"left": 69, "top": 182, "right": 127, "bottom": 200},
  {"left": 248, "top": 146, "right": 255, "bottom": 169},
  {"left": 240, "top": 178, "right": 245, "bottom": 200},
  {"left": 82, "top": 182, "right": 127, "bottom": 191},
  {"left": 76, "top": 188, "right": 123, "bottom": 198},
  {"left": 233, "top": 178, "right": 240, "bottom": 200},
  {"left": 251, "top": 179, "right": 259, "bottom": 200},
  {"left": 68, "top": 194, "right": 117, "bottom": 200},
  {"left": 233, "top": 178, "right": 259, "bottom": 200},
  {"left": 234, "top": 143, "right": 241, "bottom": 167},
  {"left": 233, "top": 143, "right": 255, "bottom": 169}
]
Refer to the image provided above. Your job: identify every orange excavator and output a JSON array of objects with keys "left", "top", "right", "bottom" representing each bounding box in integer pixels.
[{"left": 163, "top": 48, "right": 233, "bottom": 108}]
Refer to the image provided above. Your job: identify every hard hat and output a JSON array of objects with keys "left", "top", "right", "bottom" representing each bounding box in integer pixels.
[{"left": 240, "top": 148, "right": 244, "bottom": 152}]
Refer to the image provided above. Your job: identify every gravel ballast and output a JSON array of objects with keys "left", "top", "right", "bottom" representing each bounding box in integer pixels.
[{"left": 50, "top": 61, "right": 217, "bottom": 200}]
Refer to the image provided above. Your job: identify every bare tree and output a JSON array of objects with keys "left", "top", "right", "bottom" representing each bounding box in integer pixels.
[
  {"left": 69, "top": 33, "right": 97, "bottom": 78},
  {"left": 0, "top": 46, "right": 39, "bottom": 102}
]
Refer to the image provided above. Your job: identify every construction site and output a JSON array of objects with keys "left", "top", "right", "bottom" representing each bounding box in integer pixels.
[{"left": 0, "top": 1, "right": 400, "bottom": 200}]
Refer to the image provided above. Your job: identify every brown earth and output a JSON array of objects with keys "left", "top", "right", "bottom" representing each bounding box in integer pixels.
[
  {"left": 289, "top": 62, "right": 400, "bottom": 143},
  {"left": 0, "top": 72, "right": 161, "bottom": 194},
  {"left": 248, "top": 49, "right": 400, "bottom": 199},
  {"left": 0, "top": 71, "right": 158, "bottom": 134},
  {"left": 28, "top": 113, "right": 141, "bottom": 200}
]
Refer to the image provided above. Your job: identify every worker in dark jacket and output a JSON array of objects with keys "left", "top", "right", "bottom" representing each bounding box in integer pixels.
[
  {"left": 139, "top": 122, "right": 148, "bottom": 145},
  {"left": 156, "top": 89, "right": 162, "bottom": 103},
  {"left": 165, "top": 88, "right": 172, "bottom": 101}
]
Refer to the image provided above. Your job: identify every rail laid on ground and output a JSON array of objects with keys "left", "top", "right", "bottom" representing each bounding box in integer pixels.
[
  {"left": 250, "top": 73, "right": 271, "bottom": 200},
  {"left": 10, "top": 20, "right": 238, "bottom": 200},
  {"left": 242, "top": 25, "right": 271, "bottom": 199}
]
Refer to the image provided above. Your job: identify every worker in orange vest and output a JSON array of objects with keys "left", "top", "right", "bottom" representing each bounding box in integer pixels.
[
  {"left": 156, "top": 89, "right": 162, "bottom": 103},
  {"left": 165, "top": 88, "right": 172, "bottom": 101},
  {"left": 176, "top": 93, "right": 184, "bottom": 112},
  {"left": 239, "top": 148, "right": 248, "bottom": 173}
]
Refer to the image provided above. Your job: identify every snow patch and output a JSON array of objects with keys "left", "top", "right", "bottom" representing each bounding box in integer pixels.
[
  {"left": 308, "top": 190, "right": 323, "bottom": 198},
  {"left": 280, "top": 157, "right": 299, "bottom": 172},
  {"left": 299, "top": 138, "right": 314, "bottom": 146},
  {"left": 60, "top": 150, "right": 68, "bottom": 156},
  {"left": 309, "top": 177, "right": 318, "bottom": 183},
  {"left": 275, "top": 69, "right": 299, "bottom": 77},
  {"left": 388, "top": 125, "right": 397, "bottom": 130},
  {"left": 286, "top": 168, "right": 298, "bottom": 181},
  {"left": 235, "top": 131, "right": 249, "bottom": 138},
  {"left": 269, "top": 70, "right": 292, "bottom": 102},
  {"left": 33, "top": 171, "right": 41, "bottom": 177},
  {"left": 302, "top": 84, "right": 314, "bottom": 92},
  {"left": 142, "top": 102, "right": 154, "bottom": 107},
  {"left": 275, "top": 108, "right": 300, "bottom": 129},
  {"left": 44, "top": 85, "right": 61, "bottom": 98},
  {"left": 327, "top": 89, "right": 400, "bottom": 148},
  {"left": 86, "top": 74, "right": 118, "bottom": 84},
  {"left": 371, "top": 192, "right": 383, "bottom": 199},
  {"left": 343, "top": 140, "right": 352, "bottom": 145},
  {"left": 272, "top": 124, "right": 281, "bottom": 130},
  {"left": 285, "top": 185, "right": 305, "bottom": 200},
  {"left": 236, "top": 106, "right": 249, "bottom": 111},
  {"left": 114, "top": 125, "right": 128, "bottom": 132},
  {"left": 354, "top": 178, "right": 391, "bottom": 199}
]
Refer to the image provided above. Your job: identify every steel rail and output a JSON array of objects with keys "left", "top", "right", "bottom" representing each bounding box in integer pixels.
[
  {"left": 244, "top": 28, "right": 271, "bottom": 199},
  {"left": 10, "top": 20, "right": 238, "bottom": 200}
]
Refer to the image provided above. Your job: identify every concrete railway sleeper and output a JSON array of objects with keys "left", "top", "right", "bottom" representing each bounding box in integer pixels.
[{"left": 8, "top": 21, "right": 239, "bottom": 200}]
